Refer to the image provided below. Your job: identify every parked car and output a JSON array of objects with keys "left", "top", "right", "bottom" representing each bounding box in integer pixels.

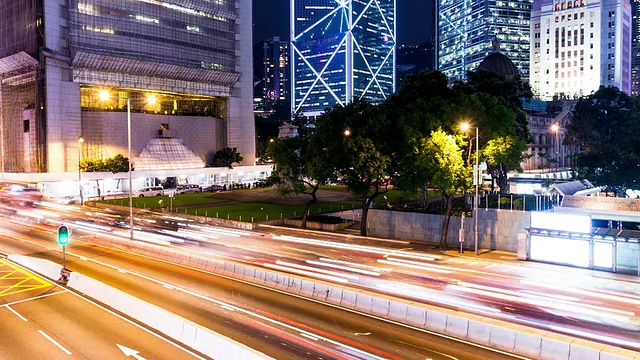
[
  {"left": 135, "top": 186, "right": 164, "bottom": 197},
  {"left": 200, "top": 184, "right": 223, "bottom": 192},
  {"left": 176, "top": 184, "right": 201, "bottom": 194}
]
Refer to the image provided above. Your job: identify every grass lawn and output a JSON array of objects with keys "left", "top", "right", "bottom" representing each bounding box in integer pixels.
[
  {"left": 102, "top": 193, "right": 226, "bottom": 209},
  {"left": 170, "top": 201, "right": 360, "bottom": 222}
]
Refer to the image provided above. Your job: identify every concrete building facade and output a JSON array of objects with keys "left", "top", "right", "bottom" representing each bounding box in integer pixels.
[
  {"left": 530, "top": 0, "right": 632, "bottom": 99},
  {"left": 0, "top": 0, "right": 255, "bottom": 174}
]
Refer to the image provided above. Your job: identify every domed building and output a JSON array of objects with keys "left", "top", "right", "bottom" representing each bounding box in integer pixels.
[{"left": 477, "top": 38, "right": 519, "bottom": 77}]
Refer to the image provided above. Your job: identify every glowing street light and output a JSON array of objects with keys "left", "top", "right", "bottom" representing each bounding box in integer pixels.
[
  {"left": 551, "top": 123, "right": 560, "bottom": 172},
  {"left": 461, "top": 123, "right": 480, "bottom": 256}
]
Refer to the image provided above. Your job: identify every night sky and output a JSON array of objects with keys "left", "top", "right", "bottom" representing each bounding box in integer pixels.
[{"left": 252, "top": 0, "right": 434, "bottom": 46}]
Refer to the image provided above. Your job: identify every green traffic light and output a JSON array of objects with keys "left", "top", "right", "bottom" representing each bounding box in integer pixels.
[{"left": 57, "top": 225, "right": 70, "bottom": 246}]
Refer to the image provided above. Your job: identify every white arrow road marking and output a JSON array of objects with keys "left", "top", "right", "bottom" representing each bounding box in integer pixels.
[{"left": 117, "top": 344, "right": 147, "bottom": 360}]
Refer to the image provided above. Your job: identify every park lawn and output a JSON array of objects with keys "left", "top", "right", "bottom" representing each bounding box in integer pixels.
[
  {"left": 172, "top": 201, "right": 361, "bottom": 222},
  {"left": 103, "top": 193, "right": 226, "bottom": 209}
]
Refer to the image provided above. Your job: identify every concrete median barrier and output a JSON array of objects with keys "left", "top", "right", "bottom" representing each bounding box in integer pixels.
[
  {"left": 513, "top": 331, "right": 543, "bottom": 358},
  {"left": 488, "top": 326, "right": 516, "bottom": 352},
  {"left": 539, "top": 334, "right": 571, "bottom": 360},
  {"left": 444, "top": 314, "right": 469, "bottom": 338}
]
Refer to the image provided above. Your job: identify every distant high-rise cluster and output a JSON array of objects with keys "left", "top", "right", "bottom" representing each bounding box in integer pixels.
[
  {"left": 530, "top": 0, "right": 632, "bottom": 100},
  {"left": 290, "top": 0, "right": 396, "bottom": 117},
  {"left": 437, "top": 0, "right": 635, "bottom": 99},
  {"left": 254, "top": 37, "right": 290, "bottom": 114}
]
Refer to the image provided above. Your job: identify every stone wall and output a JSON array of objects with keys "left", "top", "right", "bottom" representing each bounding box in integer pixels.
[
  {"left": 562, "top": 195, "right": 640, "bottom": 211},
  {"left": 367, "top": 209, "right": 530, "bottom": 252}
]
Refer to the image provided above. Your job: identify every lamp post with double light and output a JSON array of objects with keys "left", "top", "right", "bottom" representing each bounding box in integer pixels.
[
  {"left": 461, "top": 123, "right": 480, "bottom": 255},
  {"left": 99, "top": 90, "right": 156, "bottom": 240},
  {"left": 78, "top": 137, "right": 84, "bottom": 206}
]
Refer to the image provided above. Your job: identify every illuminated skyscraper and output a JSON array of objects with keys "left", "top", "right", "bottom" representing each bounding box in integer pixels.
[
  {"left": 631, "top": 0, "right": 640, "bottom": 95},
  {"left": 437, "top": 0, "right": 531, "bottom": 82},
  {"left": 291, "top": 0, "right": 396, "bottom": 117},
  {"left": 255, "top": 36, "right": 290, "bottom": 113}
]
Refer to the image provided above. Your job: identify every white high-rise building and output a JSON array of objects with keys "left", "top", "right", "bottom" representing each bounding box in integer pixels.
[{"left": 530, "top": 0, "right": 632, "bottom": 100}]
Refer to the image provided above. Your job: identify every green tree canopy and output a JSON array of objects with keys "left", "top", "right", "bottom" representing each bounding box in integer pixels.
[
  {"left": 421, "top": 129, "right": 469, "bottom": 248},
  {"left": 80, "top": 154, "right": 130, "bottom": 173},
  {"left": 206, "top": 147, "right": 243, "bottom": 168},
  {"left": 267, "top": 129, "right": 336, "bottom": 228},
  {"left": 565, "top": 86, "right": 640, "bottom": 187},
  {"left": 311, "top": 98, "right": 396, "bottom": 236}
]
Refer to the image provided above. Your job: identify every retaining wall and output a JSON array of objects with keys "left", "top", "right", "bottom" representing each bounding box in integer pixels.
[{"left": 367, "top": 209, "right": 530, "bottom": 252}]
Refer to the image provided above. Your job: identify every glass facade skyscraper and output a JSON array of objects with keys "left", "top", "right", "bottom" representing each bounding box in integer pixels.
[
  {"left": 291, "top": 0, "right": 396, "bottom": 117},
  {"left": 438, "top": 0, "right": 531, "bottom": 82}
]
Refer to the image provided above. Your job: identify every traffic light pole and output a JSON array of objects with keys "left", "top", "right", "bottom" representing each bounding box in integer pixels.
[{"left": 62, "top": 245, "right": 66, "bottom": 270}]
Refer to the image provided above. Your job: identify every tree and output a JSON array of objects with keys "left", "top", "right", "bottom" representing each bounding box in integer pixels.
[
  {"left": 104, "top": 154, "right": 130, "bottom": 173},
  {"left": 420, "top": 129, "right": 469, "bottom": 249},
  {"left": 206, "top": 147, "right": 243, "bottom": 168},
  {"left": 80, "top": 155, "right": 130, "bottom": 173},
  {"left": 565, "top": 86, "right": 640, "bottom": 187},
  {"left": 452, "top": 70, "right": 533, "bottom": 193},
  {"left": 268, "top": 132, "right": 335, "bottom": 229},
  {"left": 483, "top": 136, "right": 528, "bottom": 192},
  {"left": 385, "top": 71, "right": 452, "bottom": 205},
  {"left": 312, "top": 99, "right": 396, "bottom": 236}
]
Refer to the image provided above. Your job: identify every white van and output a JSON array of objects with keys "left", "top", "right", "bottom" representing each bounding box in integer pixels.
[{"left": 135, "top": 186, "right": 164, "bottom": 197}]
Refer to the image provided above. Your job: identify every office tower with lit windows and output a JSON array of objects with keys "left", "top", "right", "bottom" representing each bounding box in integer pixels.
[
  {"left": 530, "top": 0, "right": 632, "bottom": 100},
  {"left": 437, "top": 0, "right": 531, "bottom": 82},
  {"left": 0, "top": 0, "right": 254, "bottom": 173},
  {"left": 631, "top": 0, "right": 640, "bottom": 95},
  {"left": 255, "top": 36, "right": 290, "bottom": 113},
  {"left": 291, "top": 0, "right": 396, "bottom": 117}
]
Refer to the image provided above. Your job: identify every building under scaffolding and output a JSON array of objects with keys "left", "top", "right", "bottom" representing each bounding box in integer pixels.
[{"left": 0, "top": 0, "right": 255, "bottom": 175}]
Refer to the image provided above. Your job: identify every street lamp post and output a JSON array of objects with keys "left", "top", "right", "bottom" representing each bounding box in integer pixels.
[
  {"left": 99, "top": 90, "right": 134, "bottom": 241},
  {"left": 127, "top": 98, "right": 133, "bottom": 241},
  {"left": 461, "top": 123, "right": 480, "bottom": 255},
  {"left": 78, "top": 137, "right": 84, "bottom": 206},
  {"left": 474, "top": 126, "right": 479, "bottom": 256},
  {"left": 551, "top": 123, "right": 559, "bottom": 172}
]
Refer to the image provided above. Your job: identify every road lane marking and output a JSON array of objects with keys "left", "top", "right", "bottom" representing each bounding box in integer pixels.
[
  {"left": 0, "top": 259, "right": 53, "bottom": 297},
  {"left": 39, "top": 330, "right": 72, "bottom": 355},
  {"left": 0, "top": 289, "right": 67, "bottom": 308},
  {"left": 78, "top": 255, "right": 392, "bottom": 359},
  {"left": 6, "top": 305, "right": 27, "bottom": 321},
  {"left": 117, "top": 344, "right": 148, "bottom": 360},
  {"left": 5, "top": 249, "right": 211, "bottom": 360}
]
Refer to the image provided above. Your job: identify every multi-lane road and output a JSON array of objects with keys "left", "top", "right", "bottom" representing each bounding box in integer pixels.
[
  {"left": 0, "top": 213, "right": 527, "bottom": 359},
  {"left": 0, "top": 259, "right": 205, "bottom": 360}
]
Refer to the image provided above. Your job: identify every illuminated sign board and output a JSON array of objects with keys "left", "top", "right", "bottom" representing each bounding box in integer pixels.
[{"left": 530, "top": 212, "right": 591, "bottom": 233}]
